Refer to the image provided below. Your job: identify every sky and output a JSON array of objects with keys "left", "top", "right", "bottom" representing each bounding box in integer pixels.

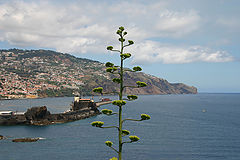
[{"left": 0, "top": 0, "right": 239, "bottom": 93}]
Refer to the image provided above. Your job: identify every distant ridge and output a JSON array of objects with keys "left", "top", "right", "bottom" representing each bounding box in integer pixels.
[{"left": 0, "top": 49, "right": 197, "bottom": 99}]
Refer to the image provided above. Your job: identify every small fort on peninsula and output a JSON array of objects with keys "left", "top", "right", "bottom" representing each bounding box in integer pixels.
[{"left": 0, "top": 97, "right": 111, "bottom": 126}]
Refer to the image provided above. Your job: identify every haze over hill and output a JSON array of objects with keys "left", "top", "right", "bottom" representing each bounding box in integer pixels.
[{"left": 0, "top": 49, "right": 197, "bottom": 99}]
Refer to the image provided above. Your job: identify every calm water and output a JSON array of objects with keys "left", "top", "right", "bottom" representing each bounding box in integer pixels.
[{"left": 0, "top": 94, "right": 240, "bottom": 160}]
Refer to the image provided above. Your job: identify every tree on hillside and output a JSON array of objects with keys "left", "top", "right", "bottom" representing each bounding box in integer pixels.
[{"left": 91, "top": 26, "right": 151, "bottom": 160}]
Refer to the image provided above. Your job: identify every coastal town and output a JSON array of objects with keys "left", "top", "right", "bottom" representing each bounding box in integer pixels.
[
  {"left": 0, "top": 49, "right": 197, "bottom": 100},
  {"left": 0, "top": 49, "right": 107, "bottom": 99}
]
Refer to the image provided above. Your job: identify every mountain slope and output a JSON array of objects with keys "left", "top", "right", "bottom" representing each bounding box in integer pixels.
[{"left": 0, "top": 49, "right": 197, "bottom": 98}]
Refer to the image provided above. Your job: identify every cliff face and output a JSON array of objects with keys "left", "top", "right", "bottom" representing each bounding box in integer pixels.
[
  {"left": 0, "top": 49, "right": 197, "bottom": 97},
  {"left": 124, "top": 73, "right": 197, "bottom": 94},
  {"left": 101, "top": 72, "right": 197, "bottom": 95}
]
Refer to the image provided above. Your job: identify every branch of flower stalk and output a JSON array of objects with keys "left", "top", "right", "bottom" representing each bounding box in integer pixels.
[
  {"left": 112, "top": 49, "right": 121, "bottom": 53},
  {"left": 100, "top": 126, "right": 120, "bottom": 131},
  {"left": 110, "top": 146, "right": 119, "bottom": 154},
  {"left": 123, "top": 86, "right": 139, "bottom": 89},
  {"left": 122, "top": 118, "right": 142, "bottom": 124},
  {"left": 122, "top": 141, "right": 133, "bottom": 144},
  {"left": 123, "top": 44, "right": 131, "bottom": 48}
]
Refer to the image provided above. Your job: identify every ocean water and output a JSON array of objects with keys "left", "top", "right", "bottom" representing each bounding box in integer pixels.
[{"left": 0, "top": 94, "right": 240, "bottom": 160}]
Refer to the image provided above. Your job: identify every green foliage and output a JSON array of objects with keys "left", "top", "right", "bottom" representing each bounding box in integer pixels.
[
  {"left": 110, "top": 157, "right": 118, "bottom": 160},
  {"left": 116, "top": 30, "right": 122, "bottom": 35},
  {"left": 122, "top": 130, "right": 130, "bottom": 136},
  {"left": 107, "top": 46, "right": 113, "bottom": 50},
  {"left": 141, "top": 114, "right": 151, "bottom": 120},
  {"left": 91, "top": 121, "right": 104, "bottom": 127},
  {"left": 92, "top": 87, "right": 103, "bottom": 94},
  {"left": 112, "top": 78, "right": 121, "bottom": 84},
  {"left": 106, "top": 62, "right": 114, "bottom": 67},
  {"left": 128, "top": 40, "right": 134, "bottom": 45},
  {"left": 129, "top": 135, "right": 140, "bottom": 142},
  {"left": 127, "top": 95, "right": 138, "bottom": 101},
  {"left": 106, "top": 67, "right": 117, "bottom": 73},
  {"left": 105, "top": 141, "right": 113, "bottom": 147},
  {"left": 112, "top": 100, "right": 126, "bottom": 106},
  {"left": 133, "top": 66, "right": 142, "bottom": 72},
  {"left": 118, "top": 38, "right": 125, "bottom": 42},
  {"left": 136, "top": 81, "right": 147, "bottom": 87},
  {"left": 119, "top": 26, "right": 125, "bottom": 31},
  {"left": 101, "top": 109, "right": 113, "bottom": 115},
  {"left": 120, "top": 53, "right": 131, "bottom": 59}
]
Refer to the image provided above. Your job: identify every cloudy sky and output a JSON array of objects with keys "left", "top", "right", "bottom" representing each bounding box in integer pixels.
[{"left": 0, "top": 0, "right": 239, "bottom": 92}]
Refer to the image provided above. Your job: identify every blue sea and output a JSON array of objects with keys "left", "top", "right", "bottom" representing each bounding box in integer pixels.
[{"left": 0, "top": 94, "right": 240, "bottom": 160}]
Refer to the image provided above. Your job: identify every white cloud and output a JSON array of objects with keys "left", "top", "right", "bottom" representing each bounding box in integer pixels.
[
  {"left": 130, "top": 41, "right": 234, "bottom": 64},
  {"left": 0, "top": 1, "right": 235, "bottom": 64},
  {"left": 216, "top": 18, "right": 240, "bottom": 32},
  {"left": 155, "top": 10, "right": 200, "bottom": 37}
]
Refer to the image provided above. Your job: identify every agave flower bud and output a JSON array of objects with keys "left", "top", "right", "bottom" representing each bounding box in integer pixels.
[
  {"left": 133, "top": 66, "right": 142, "bottom": 71},
  {"left": 120, "top": 53, "right": 131, "bottom": 59},
  {"left": 141, "top": 114, "right": 151, "bottom": 120},
  {"left": 91, "top": 121, "right": 104, "bottom": 127},
  {"left": 128, "top": 40, "right": 134, "bottom": 45},
  {"left": 105, "top": 141, "right": 113, "bottom": 147},
  {"left": 129, "top": 135, "right": 140, "bottom": 142},
  {"left": 136, "top": 81, "right": 147, "bottom": 87},
  {"left": 119, "top": 26, "right": 124, "bottom": 31},
  {"left": 123, "top": 31, "right": 127, "bottom": 35},
  {"left": 107, "top": 46, "right": 113, "bottom": 50},
  {"left": 112, "top": 67, "right": 117, "bottom": 71},
  {"left": 116, "top": 30, "right": 122, "bottom": 35},
  {"left": 106, "top": 67, "right": 117, "bottom": 73},
  {"left": 112, "top": 78, "right": 121, "bottom": 84},
  {"left": 105, "top": 62, "right": 114, "bottom": 67},
  {"left": 112, "top": 100, "right": 126, "bottom": 106},
  {"left": 92, "top": 87, "right": 103, "bottom": 93},
  {"left": 118, "top": 38, "right": 125, "bottom": 42},
  {"left": 127, "top": 95, "right": 138, "bottom": 100},
  {"left": 106, "top": 67, "right": 113, "bottom": 73},
  {"left": 110, "top": 157, "right": 118, "bottom": 160},
  {"left": 122, "top": 130, "right": 130, "bottom": 135},
  {"left": 101, "top": 109, "right": 113, "bottom": 115}
]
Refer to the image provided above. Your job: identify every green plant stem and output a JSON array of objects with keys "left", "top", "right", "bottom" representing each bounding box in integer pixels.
[{"left": 118, "top": 35, "right": 124, "bottom": 160}]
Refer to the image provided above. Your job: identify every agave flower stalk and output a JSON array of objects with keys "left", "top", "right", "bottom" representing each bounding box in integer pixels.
[{"left": 92, "top": 26, "right": 151, "bottom": 160}]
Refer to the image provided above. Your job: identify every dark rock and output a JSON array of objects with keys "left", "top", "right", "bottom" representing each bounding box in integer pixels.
[
  {"left": 12, "top": 138, "right": 39, "bottom": 142},
  {"left": 25, "top": 106, "right": 50, "bottom": 121},
  {"left": 0, "top": 135, "right": 5, "bottom": 140}
]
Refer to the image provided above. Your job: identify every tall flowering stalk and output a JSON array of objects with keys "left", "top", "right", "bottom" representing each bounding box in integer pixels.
[{"left": 91, "top": 26, "right": 150, "bottom": 160}]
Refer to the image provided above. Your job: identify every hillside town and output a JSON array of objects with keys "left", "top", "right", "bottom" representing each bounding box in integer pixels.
[{"left": 0, "top": 49, "right": 106, "bottom": 99}]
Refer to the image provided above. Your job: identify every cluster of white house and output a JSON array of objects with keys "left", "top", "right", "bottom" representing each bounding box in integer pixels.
[{"left": 0, "top": 111, "right": 25, "bottom": 116}]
